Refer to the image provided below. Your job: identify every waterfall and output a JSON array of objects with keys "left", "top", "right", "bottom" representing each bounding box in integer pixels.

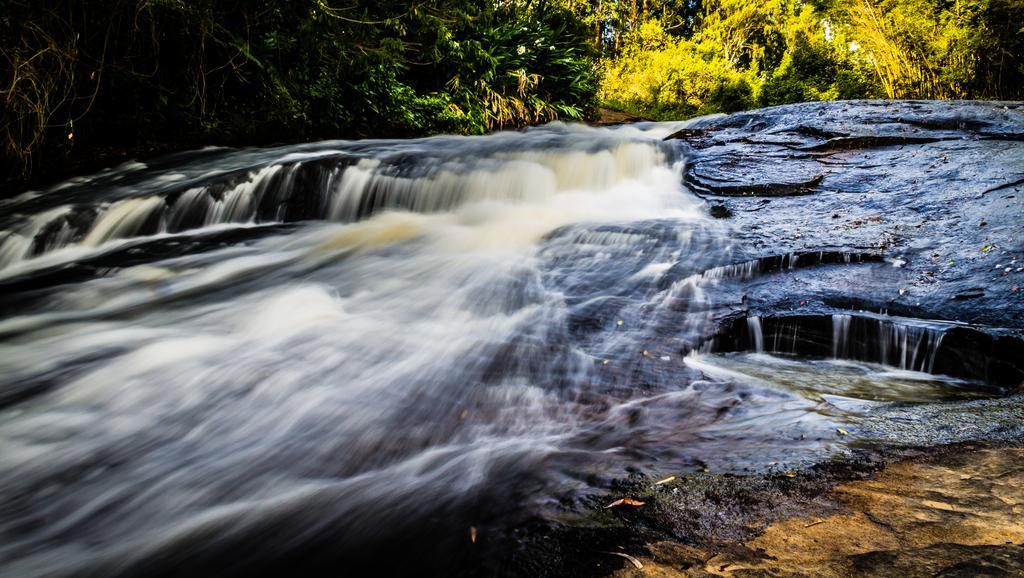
[
  {"left": 875, "top": 319, "right": 946, "bottom": 372},
  {"left": 833, "top": 314, "right": 947, "bottom": 372},
  {"left": 926, "top": 333, "right": 945, "bottom": 373},
  {"left": 832, "top": 314, "right": 852, "bottom": 358},
  {"left": 0, "top": 205, "right": 73, "bottom": 269},
  {"left": 0, "top": 134, "right": 676, "bottom": 276},
  {"left": 742, "top": 313, "right": 949, "bottom": 374},
  {"left": 0, "top": 114, "right": 1016, "bottom": 577},
  {"left": 0, "top": 120, "right": 749, "bottom": 576},
  {"left": 747, "top": 316, "right": 765, "bottom": 353},
  {"left": 81, "top": 197, "right": 166, "bottom": 247}
]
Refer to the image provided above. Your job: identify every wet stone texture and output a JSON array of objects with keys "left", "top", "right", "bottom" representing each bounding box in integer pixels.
[
  {"left": 526, "top": 101, "right": 1024, "bottom": 577},
  {"left": 671, "top": 100, "right": 1024, "bottom": 333},
  {"left": 659, "top": 100, "right": 1024, "bottom": 395},
  {"left": 663, "top": 101, "right": 1024, "bottom": 441},
  {"left": 615, "top": 447, "right": 1024, "bottom": 578}
]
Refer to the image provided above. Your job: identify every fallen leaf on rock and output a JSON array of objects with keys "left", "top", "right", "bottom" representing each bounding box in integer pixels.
[
  {"left": 605, "top": 498, "right": 645, "bottom": 509},
  {"left": 837, "top": 428, "right": 850, "bottom": 436}
]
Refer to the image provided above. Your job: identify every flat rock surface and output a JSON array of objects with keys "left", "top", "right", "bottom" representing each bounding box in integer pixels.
[
  {"left": 616, "top": 447, "right": 1024, "bottom": 577},
  {"left": 672, "top": 100, "right": 1024, "bottom": 331}
]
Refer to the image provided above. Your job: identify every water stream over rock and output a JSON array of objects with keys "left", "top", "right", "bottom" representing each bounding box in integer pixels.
[{"left": 1, "top": 103, "right": 1022, "bottom": 576}]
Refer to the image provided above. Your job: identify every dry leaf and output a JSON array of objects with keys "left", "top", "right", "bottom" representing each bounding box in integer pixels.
[{"left": 605, "top": 497, "right": 645, "bottom": 509}]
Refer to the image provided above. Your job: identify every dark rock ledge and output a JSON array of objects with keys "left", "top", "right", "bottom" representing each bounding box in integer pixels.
[
  {"left": 674, "top": 100, "right": 1024, "bottom": 338},
  {"left": 497, "top": 101, "right": 1024, "bottom": 577}
]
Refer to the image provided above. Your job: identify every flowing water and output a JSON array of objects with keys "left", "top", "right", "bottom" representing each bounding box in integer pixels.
[
  {"left": 0, "top": 122, "right": 1002, "bottom": 575},
  {"left": 686, "top": 353, "right": 998, "bottom": 403}
]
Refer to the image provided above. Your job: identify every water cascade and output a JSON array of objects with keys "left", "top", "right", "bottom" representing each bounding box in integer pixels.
[
  {"left": 748, "top": 316, "right": 765, "bottom": 353},
  {"left": 0, "top": 133, "right": 671, "bottom": 276},
  {"left": 0, "top": 122, "right": 753, "bottom": 576},
  {"left": 0, "top": 119, "right": 1019, "bottom": 577},
  {"left": 722, "top": 313, "right": 972, "bottom": 377}
]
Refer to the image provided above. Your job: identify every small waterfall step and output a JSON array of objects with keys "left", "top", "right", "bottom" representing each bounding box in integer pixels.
[{"left": 712, "top": 312, "right": 1024, "bottom": 388}]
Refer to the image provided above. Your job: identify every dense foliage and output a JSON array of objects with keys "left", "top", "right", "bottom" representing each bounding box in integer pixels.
[
  {"left": 3, "top": 0, "right": 1021, "bottom": 183},
  {"left": 1, "top": 0, "right": 598, "bottom": 180},
  {"left": 598, "top": 0, "right": 1024, "bottom": 119}
]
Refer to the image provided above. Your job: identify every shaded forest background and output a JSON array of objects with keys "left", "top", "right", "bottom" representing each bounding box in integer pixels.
[{"left": 2, "top": 0, "right": 1022, "bottom": 186}]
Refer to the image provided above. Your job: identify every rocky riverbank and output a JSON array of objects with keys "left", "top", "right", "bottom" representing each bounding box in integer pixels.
[
  {"left": 505, "top": 100, "right": 1024, "bottom": 577},
  {"left": 613, "top": 444, "right": 1024, "bottom": 577}
]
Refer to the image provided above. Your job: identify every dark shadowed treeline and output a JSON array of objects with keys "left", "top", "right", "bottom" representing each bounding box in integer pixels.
[
  {"left": 3, "top": 0, "right": 1022, "bottom": 186},
  {"left": 0, "top": 1, "right": 598, "bottom": 182}
]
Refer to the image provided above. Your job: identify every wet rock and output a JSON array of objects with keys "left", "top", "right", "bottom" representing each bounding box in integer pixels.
[
  {"left": 708, "top": 204, "right": 732, "bottom": 219},
  {"left": 539, "top": 101, "right": 1024, "bottom": 577},
  {"left": 685, "top": 146, "right": 825, "bottom": 197},
  {"left": 499, "top": 102, "right": 1024, "bottom": 576},
  {"left": 952, "top": 288, "right": 985, "bottom": 300},
  {"left": 612, "top": 446, "right": 1024, "bottom": 578},
  {"left": 668, "top": 100, "right": 1024, "bottom": 348}
]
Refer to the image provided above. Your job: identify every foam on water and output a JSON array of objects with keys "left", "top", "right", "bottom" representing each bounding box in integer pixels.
[
  {"left": 0, "top": 122, "right": 728, "bottom": 575},
  {"left": 686, "top": 352, "right": 998, "bottom": 403},
  {"left": 0, "top": 118, "right": 971, "bottom": 575},
  {"left": 0, "top": 126, "right": 684, "bottom": 276}
]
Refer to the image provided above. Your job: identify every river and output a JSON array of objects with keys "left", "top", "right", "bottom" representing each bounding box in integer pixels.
[{"left": 0, "top": 121, "right": 990, "bottom": 576}]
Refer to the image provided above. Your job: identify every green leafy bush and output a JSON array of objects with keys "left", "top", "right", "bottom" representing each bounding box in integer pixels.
[
  {"left": 597, "top": 0, "right": 1019, "bottom": 120},
  {"left": 1, "top": 0, "right": 600, "bottom": 182},
  {"left": 759, "top": 36, "right": 878, "bottom": 106},
  {"left": 602, "top": 20, "right": 760, "bottom": 119}
]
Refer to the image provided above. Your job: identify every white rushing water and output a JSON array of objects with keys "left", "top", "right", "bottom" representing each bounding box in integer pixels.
[
  {"left": 0, "top": 124, "right": 681, "bottom": 276},
  {"left": 0, "top": 121, "right": 752, "bottom": 575},
  {"left": 0, "top": 120, "right": 994, "bottom": 576}
]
